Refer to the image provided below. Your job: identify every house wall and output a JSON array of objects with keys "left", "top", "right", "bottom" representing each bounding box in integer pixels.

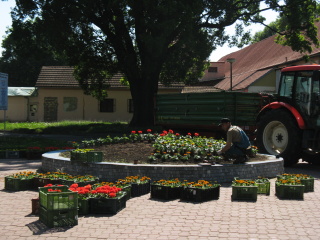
[
  {"left": 37, "top": 88, "right": 180, "bottom": 122},
  {"left": 248, "top": 71, "right": 277, "bottom": 93},
  {"left": 5, "top": 96, "right": 27, "bottom": 122},
  {"left": 201, "top": 62, "right": 225, "bottom": 81}
]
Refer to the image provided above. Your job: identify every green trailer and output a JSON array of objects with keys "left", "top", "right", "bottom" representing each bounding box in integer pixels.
[{"left": 155, "top": 91, "right": 267, "bottom": 136}]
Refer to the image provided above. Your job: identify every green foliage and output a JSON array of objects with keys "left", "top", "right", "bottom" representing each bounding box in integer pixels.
[
  {"left": 0, "top": 19, "right": 68, "bottom": 86},
  {"left": 251, "top": 18, "right": 287, "bottom": 43},
  {"left": 3, "top": 0, "right": 319, "bottom": 126},
  {"left": 0, "top": 121, "right": 131, "bottom": 134}
]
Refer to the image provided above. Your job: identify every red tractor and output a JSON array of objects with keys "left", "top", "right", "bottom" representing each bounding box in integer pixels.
[{"left": 256, "top": 65, "right": 320, "bottom": 166}]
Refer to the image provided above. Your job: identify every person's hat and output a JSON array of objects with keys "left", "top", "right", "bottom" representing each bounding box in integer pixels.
[{"left": 219, "top": 118, "right": 231, "bottom": 126}]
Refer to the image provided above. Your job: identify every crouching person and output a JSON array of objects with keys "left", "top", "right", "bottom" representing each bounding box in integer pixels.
[{"left": 216, "top": 118, "right": 251, "bottom": 164}]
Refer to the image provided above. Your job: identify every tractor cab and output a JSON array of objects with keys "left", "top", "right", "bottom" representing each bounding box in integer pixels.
[{"left": 278, "top": 65, "right": 320, "bottom": 127}]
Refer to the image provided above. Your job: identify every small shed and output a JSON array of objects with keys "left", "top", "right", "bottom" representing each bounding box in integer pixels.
[{"left": 5, "top": 87, "right": 38, "bottom": 122}]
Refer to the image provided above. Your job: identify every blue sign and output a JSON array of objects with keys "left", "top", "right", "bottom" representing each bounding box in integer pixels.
[{"left": 0, "top": 72, "right": 8, "bottom": 110}]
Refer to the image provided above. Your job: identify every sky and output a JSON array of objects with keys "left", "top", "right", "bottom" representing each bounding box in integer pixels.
[{"left": 0, "top": 1, "right": 278, "bottom": 62}]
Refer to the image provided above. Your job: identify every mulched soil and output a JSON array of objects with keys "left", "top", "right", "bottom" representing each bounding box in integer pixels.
[{"left": 62, "top": 142, "right": 267, "bottom": 165}]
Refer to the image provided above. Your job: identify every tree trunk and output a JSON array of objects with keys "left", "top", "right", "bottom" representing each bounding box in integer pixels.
[{"left": 129, "top": 76, "right": 158, "bottom": 127}]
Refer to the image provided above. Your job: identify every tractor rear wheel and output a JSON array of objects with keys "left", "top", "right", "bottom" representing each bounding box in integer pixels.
[{"left": 257, "top": 109, "right": 302, "bottom": 166}]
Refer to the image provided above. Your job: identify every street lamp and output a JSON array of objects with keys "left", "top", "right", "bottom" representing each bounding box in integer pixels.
[{"left": 227, "top": 58, "right": 236, "bottom": 91}]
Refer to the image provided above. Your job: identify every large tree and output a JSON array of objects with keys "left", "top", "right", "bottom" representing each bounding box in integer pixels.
[
  {"left": 0, "top": 19, "right": 68, "bottom": 86},
  {"left": 12, "top": 0, "right": 319, "bottom": 126}
]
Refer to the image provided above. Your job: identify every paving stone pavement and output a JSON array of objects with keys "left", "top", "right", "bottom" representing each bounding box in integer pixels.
[{"left": 1, "top": 159, "right": 320, "bottom": 240}]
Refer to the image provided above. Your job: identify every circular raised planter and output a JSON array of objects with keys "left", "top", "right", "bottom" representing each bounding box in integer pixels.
[{"left": 42, "top": 151, "right": 284, "bottom": 183}]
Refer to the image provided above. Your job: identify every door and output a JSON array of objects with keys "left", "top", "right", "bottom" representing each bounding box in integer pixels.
[
  {"left": 29, "top": 103, "right": 38, "bottom": 121},
  {"left": 44, "top": 97, "right": 58, "bottom": 122}
]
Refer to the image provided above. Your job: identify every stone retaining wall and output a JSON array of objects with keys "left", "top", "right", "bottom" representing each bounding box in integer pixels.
[{"left": 42, "top": 151, "right": 284, "bottom": 183}]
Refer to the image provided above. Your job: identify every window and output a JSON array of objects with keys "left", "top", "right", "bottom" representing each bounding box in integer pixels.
[
  {"left": 128, "top": 99, "right": 134, "bottom": 113},
  {"left": 208, "top": 67, "right": 218, "bottom": 73},
  {"left": 279, "top": 73, "right": 294, "bottom": 97},
  {"left": 100, "top": 99, "right": 115, "bottom": 112},
  {"left": 63, "top": 97, "right": 77, "bottom": 112}
]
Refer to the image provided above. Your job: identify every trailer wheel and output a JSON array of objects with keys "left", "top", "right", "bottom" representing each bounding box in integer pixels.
[{"left": 257, "top": 109, "right": 302, "bottom": 166}]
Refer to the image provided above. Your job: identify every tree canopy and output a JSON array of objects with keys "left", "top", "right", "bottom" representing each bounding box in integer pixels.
[
  {"left": 0, "top": 19, "right": 68, "bottom": 86},
  {"left": 251, "top": 3, "right": 320, "bottom": 44},
  {"left": 4, "top": 0, "right": 320, "bottom": 126}
]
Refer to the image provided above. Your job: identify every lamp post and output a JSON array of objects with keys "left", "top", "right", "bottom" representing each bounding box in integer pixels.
[{"left": 227, "top": 58, "right": 236, "bottom": 91}]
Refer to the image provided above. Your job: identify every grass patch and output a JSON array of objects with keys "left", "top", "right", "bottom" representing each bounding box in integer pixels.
[{"left": 0, "top": 121, "right": 163, "bottom": 149}]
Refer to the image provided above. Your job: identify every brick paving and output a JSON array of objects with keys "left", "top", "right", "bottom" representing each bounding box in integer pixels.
[{"left": 1, "top": 159, "right": 320, "bottom": 240}]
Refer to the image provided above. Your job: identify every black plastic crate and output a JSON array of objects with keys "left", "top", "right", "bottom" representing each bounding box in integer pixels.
[
  {"left": 150, "top": 185, "right": 182, "bottom": 200},
  {"left": 131, "top": 182, "right": 150, "bottom": 197},
  {"left": 89, "top": 195, "right": 127, "bottom": 214},
  {"left": 181, "top": 186, "right": 220, "bottom": 202}
]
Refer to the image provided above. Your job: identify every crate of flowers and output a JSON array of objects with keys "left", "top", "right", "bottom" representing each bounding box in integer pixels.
[
  {"left": 61, "top": 174, "right": 99, "bottom": 187},
  {"left": 277, "top": 173, "right": 314, "bottom": 192},
  {"left": 89, "top": 185, "right": 127, "bottom": 214},
  {"left": 5, "top": 171, "right": 38, "bottom": 191},
  {"left": 39, "top": 206, "right": 78, "bottom": 228},
  {"left": 275, "top": 179, "right": 305, "bottom": 200},
  {"left": 121, "top": 176, "right": 151, "bottom": 197},
  {"left": 33, "top": 172, "right": 66, "bottom": 188},
  {"left": 114, "top": 180, "right": 132, "bottom": 201},
  {"left": 231, "top": 179, "right": 258, "bottom": 201},
  {"left": 39, "top": 185, "right": 78, "bottom": 211},
  {"left": 181, "top": 180, "right": 220, "bottom": 202},
  {"left": 151, "top": 178, "right": 183, "bottom": 200},
  {"left": 69, "top": 183, "right": 92, "bottom": 215},
  {"left": 70, "top": 149, "right": 103, "bottom": 163},
  {"left": 254, "top": 177, "right": 270, "bottom": 195}
]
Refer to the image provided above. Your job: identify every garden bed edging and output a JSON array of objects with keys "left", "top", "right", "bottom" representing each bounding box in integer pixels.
[{"left": 42, "top": 151, "right": 284, "bottom": 183}]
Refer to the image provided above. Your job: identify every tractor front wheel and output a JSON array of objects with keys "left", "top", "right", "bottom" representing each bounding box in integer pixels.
[{"left": 257, "top": 109, "right": 302, "bottom": 166}]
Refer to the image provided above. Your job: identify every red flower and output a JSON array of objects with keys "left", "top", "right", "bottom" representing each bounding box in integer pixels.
[
  {"left": 175, "top": 133, "right": 180, "bottom": 136},
  {"left": 169, "top": 129, "right": 174, "bottom": 134},
  {"left": 131, "top": 131, "right": 136, "bottom": 134},
  {"left": 70, "top": 183, "right": 79, "bottom": 188},
  {"left": 138, "top": 131, "right": 143, "bottom": 134},
  {"left": 147, "top": 129, "right": 152, "bottom": 132},
  {"left": 44, "top": 184, "right": 53, "bottom": 187},
  {"left": 48, "top": 189, "right": 61, "bottom": 192},
  {"left": 194, "top": 133, "right": 199, "bottom": 136},
  {"left": 188, "top": 133, "right": 192, "bottom": 136},
  {"left": 109, "top": 192, "right": 116, "bottom": 198}
]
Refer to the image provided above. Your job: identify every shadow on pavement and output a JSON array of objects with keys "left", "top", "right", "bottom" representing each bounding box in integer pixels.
[
  {"left": 26, "top": 221, "right": 73, "bottom": 235},
  {"left": 285, "top": 160, "right": 320, "bottom": 178}
]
